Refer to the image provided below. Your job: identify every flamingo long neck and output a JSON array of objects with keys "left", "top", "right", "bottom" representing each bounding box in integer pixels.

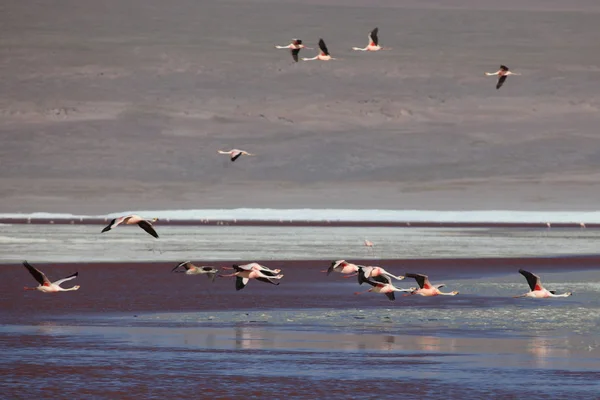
[{"left": 549, "top": 292, "right": 571, "bottom": 297}]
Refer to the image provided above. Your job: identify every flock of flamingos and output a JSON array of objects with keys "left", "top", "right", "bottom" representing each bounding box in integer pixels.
[
  {"left": 210, "top": 28, "right": 520, "bottom": 164},
  {"left": 275, "top": 27, "right": 519, "bottom": 89},
  {"left": 21, "top": 213, "right": 573, "bottom": 301},
  {"left": 19, "top": 27, "right": 574, "bottom": 302}
]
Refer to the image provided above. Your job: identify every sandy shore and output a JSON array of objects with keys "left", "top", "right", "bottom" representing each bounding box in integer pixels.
[{"left": 2, "top": 0, "right": 600, "bottom": 213}]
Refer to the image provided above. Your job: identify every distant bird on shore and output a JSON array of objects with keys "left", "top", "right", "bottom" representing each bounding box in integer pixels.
[
  {"left": 325, "top": 260, "right": 360, "bottom": 276},
  {"left": 404, "top": 273, "right": 459, "bottom": 296},
  {"left": 485, "top": 65, "right": 520, "bottom": 89},
  {"left": 364, "top": 239, "right": 374, "bottom": 255},
  {"left": 514, "top": 269, "right": 572, "bottom": 298},
  {"left": 217, "top": 149, "right": 254, "bottom": 162},
  {"left": 354, "top": 273, "right": 415, "bottom": 301},
  {"left": 302, "top": 38, "right": 335, "bottom": 61},
  {"left": 172, "top": 261, "right": 219, "bottom": 281},
  {"left": 352, "top": 27, "right": 389, "bottom": 52},
  {"left": 357, "top": 265, "right": 404, "bottom": 285},
  {"left": 219, "top": 263, "right": 284, "bottom": 290},
  {"left": 101, "top": 215, "right": 159, "bottom": 238},
  {"left": 275, "top": 39, "right": 311, "bottom": 62},
  {"left": 22, "top": 261, "right": 80, "bottom": 293}
]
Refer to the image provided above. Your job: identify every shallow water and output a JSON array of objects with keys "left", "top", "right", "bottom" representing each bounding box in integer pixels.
[
  {"left": 1, "top": 224, "right": 599, "bottom": 262},
  {"left": 2, "top": 225, "right": 600, "bottom": 398}
]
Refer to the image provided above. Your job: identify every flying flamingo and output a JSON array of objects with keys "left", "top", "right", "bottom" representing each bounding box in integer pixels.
[
  {"left": 514, "top": 269, "right": 572, "bottom": 298},
  {"left": 275, "top": 38, "right": 312, "bottom": 62},
  {"left": 221, "top": 262, "right": 281, "bottom": 274},
  {"left": 357, "top": 265, "right": 404, "bottom": 285},
  {"left": 101, "top": 215, "right": 159, "bottom": 238},
  {"left": 171, "top": 261, "right": 219, "bottom": 282},
  {"left": 22, "top": 261, "right": 80, "bottom": 293},
  {"left": 352, "top": 27, "right": 390, "bottom": 52},
  {"left": 485, "top": 65, "right": 521, "bottom": 89},
  {"left": 325, "top": 260, "right": 360, "bottom": 277},
  {"left": 219, "top": 264, "right": 284, "bottom": 291},
  {"left": 404, "top": 273, "right": 459, "bottom": 296},
  {"left": 302, "top": 38, "right": 336, "bottom": 61},
  {"left": 354, "top": 273, "right": 415, "bottom": 301},
  {"left": 217, "top": 149, "right": 254, "bottom": 162}
]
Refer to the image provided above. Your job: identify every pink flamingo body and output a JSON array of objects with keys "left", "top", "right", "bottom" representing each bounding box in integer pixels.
[
  {"left": 326, "top": 260, "right": 360, "bottom": 276},
  {"left": 485, "top": 65, "right": 520, "bottom": 89},
  {"left": 514, "top": 269, "right": 572, "bottom": 298},
  {"left": 22, "top": 261, "right": 80, "bottom": 293},
  {"left": 352, "top": 28, "right": 390, "bottom": 52},
  {"left": 404, "top": 273, "right": 459, "bottom": 296},
  {"left": 275, "top": 38, "right": 312, "bottom": 62},
  {"left": 303, "top": 38, "right": 336, "bottom": 61},
  {"left": 101, "top": 214, "right": 159, "bottom": 238},
  {"left": 355, "top": 274, "right": 415, "bottom": 301},
  {"left": 357, "top": 265, "right": 404, "bottom": 284}
]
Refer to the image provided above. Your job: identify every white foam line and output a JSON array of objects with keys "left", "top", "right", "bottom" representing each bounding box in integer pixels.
[{"left": 1, "top": 209, "right": 600, "bottom": 223}]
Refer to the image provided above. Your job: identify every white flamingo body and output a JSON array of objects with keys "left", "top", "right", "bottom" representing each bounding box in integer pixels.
[
  {"left": 303, "top": 38, "right": 336, "bottom": 61},
  {"left": 352, "top": 28, "right": 389, "bottom": 52},
  {"left": 404, "top": 273, "right": 459, "bottom": 296},
  {"left": 219, "top": 263, "right": 284, "bottom": 290},
  {"left": 101, "top": 215, "right": 159, "bottom": 238},
  {"left": 355, "top": 274, "right": 415, "bottom": 301},
  {"left": 218, "top": 149, "right": 254, "bottom": 162},
  {"left": 485, "top": 65, "right": 520, "bottom": 89},
  {"left": 22, "top": 261, "right": 80, "bottom": 293},
  {"left": 514, "top": 269, "right": 572, "bottom": 298},
  {"left": 275, "top": 39, "right": 312, "bottom": 62}
]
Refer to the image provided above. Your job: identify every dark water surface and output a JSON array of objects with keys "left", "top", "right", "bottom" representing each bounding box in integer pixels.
[{"left": 2, "top": 246, "right": 600, "bottom": 398}]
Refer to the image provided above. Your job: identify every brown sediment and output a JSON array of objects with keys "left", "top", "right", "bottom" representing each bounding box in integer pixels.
[{"left": 0, "top": 217, "right": 597, "bottom": 229}]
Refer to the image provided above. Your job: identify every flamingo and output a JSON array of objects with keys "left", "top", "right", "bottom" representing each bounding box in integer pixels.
[
  {"left": 219, "top": 264, "right": 284, "bottom": 291},
  {"left": 217, "top": 149, "right": 254, "bottom": 162},
  {"left": 485, "top": 65, "right": 520, "bottom": 89},
  {"left": 514, "top": 269, "right": 572, "bottom": 298},
  {"left": 352, "top": 27, "right": 390, "bottom": 52},
  {"left": 101, "top": 215, "right": 159, "bottom": 238},
  {"left": 357, "top": 265, "right": 404, "bottom": 285},
  {"left": 354, "top": 273, "right": 415, "bottom": 301},
  {"left": 364, "top": 239, "right": 375, "bottom": 256},
  {"left": 302, "top": 38, "right": 336, "bottom": 61},
  {"left": 325, "top": 260, "right": 360, "bottom": 277},
  {"left": 172, "top": 261, "right": 219, "bottom": 282},
  {"left": 404, "top": 273, "right": 459, "bottom": 296},
  {"left": 580, "top": 222, "right": 586, "bottom": 228},
  {"left": 275, "top": 39, "right": 311, "bottom": 62},
  {"left": 22, "top": 261, "right": 80, "bottom": 293},
  {"left": 221, "top": 262, "right": 281, "bottom": 274}
]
